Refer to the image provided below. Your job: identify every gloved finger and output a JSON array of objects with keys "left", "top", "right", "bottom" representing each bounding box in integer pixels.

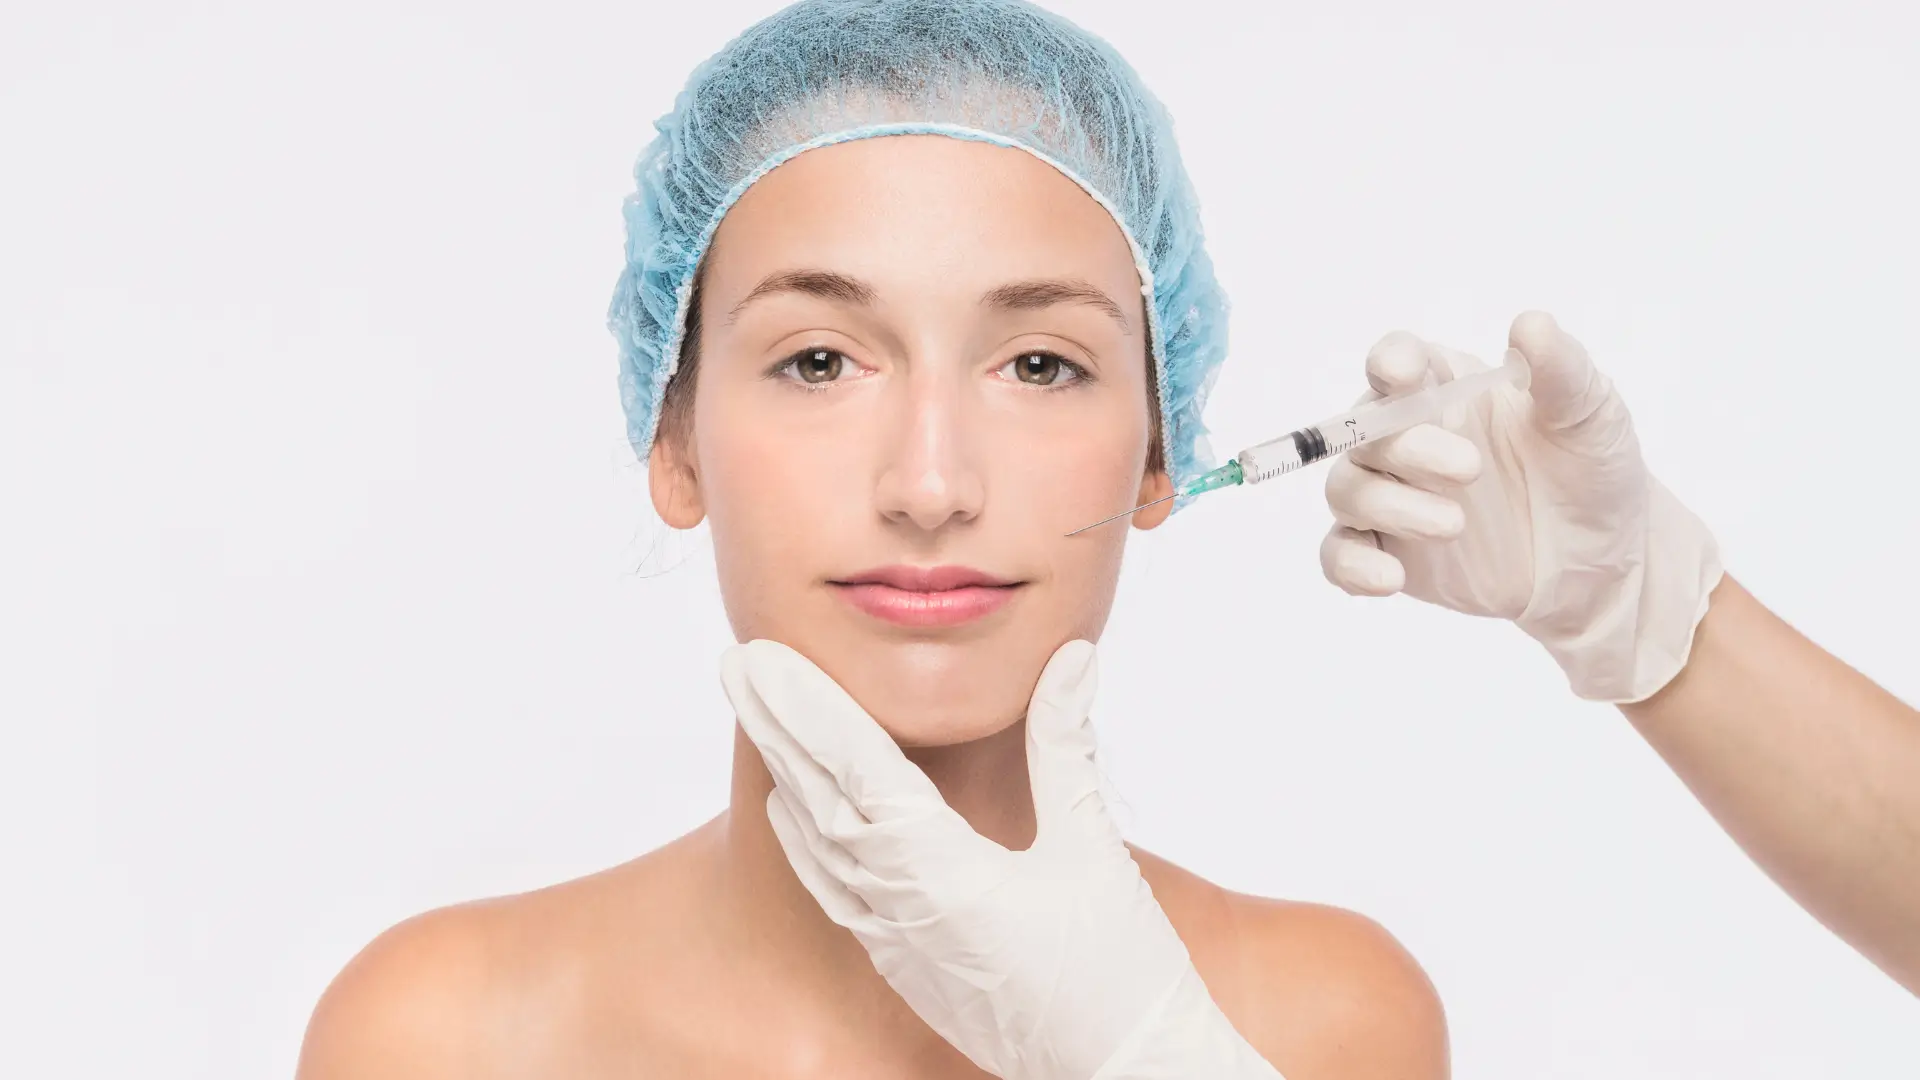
[
  {"left": 765, "top": 788, "right": 881, "bottom": 934},
  {"left": 1326, "top": 455, "right": 1466, "bottom": 540},
  {"left": 1364, "top": 330, "right": 1438, "bottom": 397},
  {"left": 1346, "top": 423, "right": 1483, "bottom": 492},
  {"left": 722, "top": 640, "right": 949, "bottom": 825},
  {"left": 1022, "top": 640, "right": 1117, "bottom": 841},
  {"left": 723, "top": 647, "right": 869, "bottom": 842},
  {"left": 775, "top": 781, "right": 1005, "bottom": 927},
  {"left": 1508, "top": 310, "right": 1628, "bottom": 439},
  {"left": 1320, "top": 524, "right": 1406, "bottom": 596},
  {"left": 726, "top": 643, "right": 994, "bottom": 886}
]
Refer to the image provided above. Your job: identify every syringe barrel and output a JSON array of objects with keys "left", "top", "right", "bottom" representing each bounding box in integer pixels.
[{"left": 1236, "top": 349, "right": 1529, "bottom": 483}]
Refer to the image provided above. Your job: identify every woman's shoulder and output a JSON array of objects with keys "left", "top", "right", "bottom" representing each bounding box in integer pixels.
[
  {"left": 1130, "top": 845, "right": 1450, "bottom": 1080},
  {"left": 295, "top": 819, "right": 723, "bottom": 1080}
]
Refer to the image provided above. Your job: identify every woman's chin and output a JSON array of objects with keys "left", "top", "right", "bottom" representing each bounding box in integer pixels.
[
  {"left": 869, "top": 700, "right": 1024, "bottom": 748},
  {"left": 841, "top": 679, "right": 1027, "bottom": 748},
  {"left": 799, "top": 638, "right": 1046, "bottom": 748}
]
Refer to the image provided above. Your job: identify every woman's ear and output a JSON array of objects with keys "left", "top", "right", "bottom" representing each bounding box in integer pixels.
[
  {"left": 1130, "top": 469, "right": 1175, "bottom": 531},
  {"left": 649, "top": 432, "right": 707, "bottom": 529}
]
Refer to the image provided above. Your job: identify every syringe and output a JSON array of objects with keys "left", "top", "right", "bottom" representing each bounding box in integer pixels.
[{"left": 1067, "top": 349, "right": 1531, "bottom": 536}]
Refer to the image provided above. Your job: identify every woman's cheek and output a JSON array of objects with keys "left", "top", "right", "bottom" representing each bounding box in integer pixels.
[
  {"left": 1011, "top": 420, "right": 1139, "bottom": 628},
  {"left": 699, "top": 413, "right": 816, "bottom": 562},
  {"left": 1016, "top": 408, "right": 1147, "bottom": 519}
]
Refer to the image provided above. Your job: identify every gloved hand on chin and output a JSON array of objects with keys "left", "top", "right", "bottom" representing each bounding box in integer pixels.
[
  {"left": 720, "top": 639, "right": 1283, "bottom": 1080},
  {"left": 1320, "top": 311, "right": 1725, "bottom": 704}
]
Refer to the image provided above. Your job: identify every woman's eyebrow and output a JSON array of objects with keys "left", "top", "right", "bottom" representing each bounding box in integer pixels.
[
  {"left": 727, "top": 269, "right": 878, "bottom": 324},
  {"left": 725, "top": 270, "right": 1131, "bottom": 333},
  {"left": 981, "top": 279, "right": 1131, "bottom": 333}
]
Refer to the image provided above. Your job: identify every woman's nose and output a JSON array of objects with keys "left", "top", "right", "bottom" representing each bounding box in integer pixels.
[{"left": 873, "top": 373, "right": 986, "bottom": 533}]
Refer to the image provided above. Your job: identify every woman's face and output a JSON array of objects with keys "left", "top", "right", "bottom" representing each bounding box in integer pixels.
[{"left": 653, "top": 135, "right": 1171, "bottom": 746}]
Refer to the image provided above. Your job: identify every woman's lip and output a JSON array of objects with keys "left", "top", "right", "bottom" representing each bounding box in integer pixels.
[
  {"left": 831, "top": 582, "right": 1023, "bottom": 627},
  {"left": 833, "top": 564, "right": 1019, "bottom": 591}
]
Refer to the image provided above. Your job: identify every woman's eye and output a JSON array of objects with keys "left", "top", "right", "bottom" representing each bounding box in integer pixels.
[
  {"left": 1003, "top": 351, "right": 1084, "bottom": 387},
  {"left": 780, "top": 348, "right": 858, "bottom": 385}
]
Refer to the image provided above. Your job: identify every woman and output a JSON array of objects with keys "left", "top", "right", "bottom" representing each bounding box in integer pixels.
[
  {"left": 298, "top": 2, "right": 1447, "bottom": 1078},
  {"left": 298, "top": 0, "right": 1920, "bottom": 1077}
]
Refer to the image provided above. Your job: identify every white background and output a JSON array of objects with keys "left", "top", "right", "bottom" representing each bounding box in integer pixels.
[{"left": 3, "top": 1, "right": 1916, "bottom": 1076}]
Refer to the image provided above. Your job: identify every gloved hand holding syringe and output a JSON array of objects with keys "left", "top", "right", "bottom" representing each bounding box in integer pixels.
[{"left": 1068, "top": 349, "right": 1532, "bottom": 535}]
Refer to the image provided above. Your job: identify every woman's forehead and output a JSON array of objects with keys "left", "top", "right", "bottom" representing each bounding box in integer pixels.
[{"left": 707, "top": 136, "right": 1140, "bottom": 295}]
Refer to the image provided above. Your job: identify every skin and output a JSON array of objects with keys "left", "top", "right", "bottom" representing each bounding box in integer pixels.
[
  {"left": 297, "top": 135, "right": 1449, "bottom": 1078},
  {"left": 1622, "top": 575, "right": 1920, "bottom": 994}
]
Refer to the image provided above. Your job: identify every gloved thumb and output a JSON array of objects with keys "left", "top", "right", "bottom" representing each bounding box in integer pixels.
[
  {"left": 1509, "top": 310, "right": 1628, "bottom": 445},
  {"left": 722, "top": 639, "right": 949, "bottom": 826},
  {"left": 1023, "top": 640, "right": 1106, "bottom": 837}
]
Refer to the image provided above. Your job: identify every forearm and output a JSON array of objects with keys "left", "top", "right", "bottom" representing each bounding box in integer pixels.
[{"left": 1621, "top": 574, "right": 1920, "bottom": 993}]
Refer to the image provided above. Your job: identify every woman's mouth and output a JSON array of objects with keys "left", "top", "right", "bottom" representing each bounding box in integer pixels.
[{"left": 829, "top": 565, "right": 1025, "bottom": 628}]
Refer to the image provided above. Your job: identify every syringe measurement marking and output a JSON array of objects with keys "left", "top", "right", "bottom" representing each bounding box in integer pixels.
[{"left": 1244, "top": 432, "right": 1367, "bottom": 484}]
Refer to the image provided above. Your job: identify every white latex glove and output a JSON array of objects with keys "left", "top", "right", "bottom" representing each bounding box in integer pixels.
[
  {"left": 1320, "top": 310, "right": 1725, "bottom": 703},
  {"left": 720, "top": 639, "right": 1282, "bottom": 1080}
]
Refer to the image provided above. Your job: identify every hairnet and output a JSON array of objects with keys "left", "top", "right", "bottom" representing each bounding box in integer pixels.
[{"left": 607, "top": 0, "right": 1229, "bottom": 497}]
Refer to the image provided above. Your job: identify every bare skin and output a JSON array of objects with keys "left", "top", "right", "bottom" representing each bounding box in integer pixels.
[
  {"left": 298, "top": 134, "right": 1448, "bottom": 1078},
  {"left": 1622, "top": 574, "right": 1920, "bottom": 993},
  {"left": 297, "top": 726, "right": 1446, "bottom": 1079}
]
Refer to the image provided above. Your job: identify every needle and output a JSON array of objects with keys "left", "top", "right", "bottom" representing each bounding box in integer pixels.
[
  {"left": 1064, "top": 491, "right": 1179, "bottom": 536},
  {"left": 1062, "top": 350, "right": 1532, "bottom": 539}
]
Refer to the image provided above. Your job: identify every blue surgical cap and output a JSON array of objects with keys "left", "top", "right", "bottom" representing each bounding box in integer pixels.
[{"left": 608, "top": 0, "right": 1229, "bottom": 497}]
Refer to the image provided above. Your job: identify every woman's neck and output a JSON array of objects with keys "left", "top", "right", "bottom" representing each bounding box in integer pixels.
[{"left": 710, "top": 718, "right": 1035, "bottom": 1043}]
